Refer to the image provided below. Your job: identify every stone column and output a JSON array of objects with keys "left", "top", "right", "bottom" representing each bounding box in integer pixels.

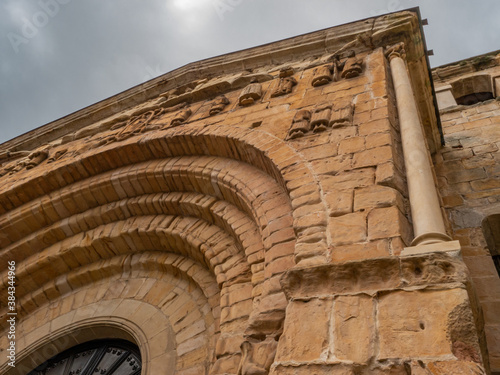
[{"left": 386, "top": 43, "right": 451, "bottom": 246}]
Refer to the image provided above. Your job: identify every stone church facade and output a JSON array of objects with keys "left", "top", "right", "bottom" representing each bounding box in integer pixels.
[{"left": 0, "top": 8, "right": 499, "bottom": 375}]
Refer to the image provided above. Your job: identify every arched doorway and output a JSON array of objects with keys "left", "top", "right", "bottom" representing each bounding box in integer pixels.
[{"left": 27, "top": 339, "right": 141, "bottom": 375}]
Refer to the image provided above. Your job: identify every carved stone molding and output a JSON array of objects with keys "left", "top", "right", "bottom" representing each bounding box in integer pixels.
[
  {"left": 286, "top": 110, "right": 311, "bottom": 140},
  {"left": 330, "top": 103, "right": 355, "bottom": 128},
  {"left": 170, "top": 107, "right": 192, "bottom": 126},
  {"left": 209, "top": 95, "right": 230, "bottom": 116},
  {"left": 385, "top": 42, "right": 406, "bottom": 62},
  {"left": 311, "top": 64, "right": 334, "bottom": 87},
  {"left": 310, "top": 103, "right": 333, "bottom": 132},
  {"left": 239, "top": 78, "right": 263, "bottom": 106},
  {"left": 238, "top": 337, "right": 278, "bottom": 375},
  {"left": 280, "top": 252, "right": 469, "bottom": 299},
  {"left": 339, "top": 50, "right": 364, "bottom": 79}
]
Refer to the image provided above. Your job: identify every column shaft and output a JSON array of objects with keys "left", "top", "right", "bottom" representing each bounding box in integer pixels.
[{"left": 388, "top": 49, "right": 451, "bottom": 246}]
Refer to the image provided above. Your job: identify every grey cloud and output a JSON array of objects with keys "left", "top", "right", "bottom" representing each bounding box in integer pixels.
[{"left": 1, "top": 0, "right": 499, "bottom": 145}]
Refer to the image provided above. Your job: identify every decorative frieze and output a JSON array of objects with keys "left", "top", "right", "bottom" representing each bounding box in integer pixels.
[
  {"left": 287, "top": 110, "right": 311, "bottom": 140},
  {"left": 329, "top": 103, "right": 355, "bottom": 128},
  {"left": 271, "top": 68, "right": 297, "bottom": 98},
  {"left": 209, "top": 95, "right": 230, "bottom": 116},
  {"left": 239, "top": 78, "right": 263, "bottom": 106},
  {"left": 170, "top": 107, "right": 192, "bottom": 126},
  {"left": 286, "top": 102, "right": 355, "bottom": 140},
  {"left": 340, "top": 50, "right": 363, "bottom": 79},
  {"left": 310, "top": 103, "right": 333, "bottom": 132},
  {"left": 311, "top": 64, "right": 334, "bottom": 87}
]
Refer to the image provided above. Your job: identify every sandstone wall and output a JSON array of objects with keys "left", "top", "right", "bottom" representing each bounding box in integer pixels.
[
  {"left": 435, "top": 92, "right": 500, "bottom": 373},
  {"left": 0, "top": 11, "right": 491, "bottom": 375}
]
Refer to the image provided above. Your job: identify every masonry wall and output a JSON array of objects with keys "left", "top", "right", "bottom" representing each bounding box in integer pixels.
[
  {"left": 436, "top": 97, "right": 500, "bottom": 373},
  {"left": 0, "top": 11, "right": 491, "bottom": 375}
]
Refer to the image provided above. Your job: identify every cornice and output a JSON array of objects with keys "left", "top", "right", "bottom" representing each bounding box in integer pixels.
[{"left": 1, "top": 9, "right": 428, "bottom": 153}]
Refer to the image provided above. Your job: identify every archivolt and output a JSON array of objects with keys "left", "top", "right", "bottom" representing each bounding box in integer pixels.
[{"left": 0, "top": 126, "right": 322, "bottom": 374}]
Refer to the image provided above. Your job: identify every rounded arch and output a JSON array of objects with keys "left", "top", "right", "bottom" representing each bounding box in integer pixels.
[
  {"left": 26, "top": 339, "right": 142, "bottom": 375},
  {"left": 0, "top": 124, "right": 327, "bottom": 375},
  {"left": 0, "top": 258, "right": 222, "bottom": 375},
  {"left": 1, "top": 306, "right": 171, "bottom": 375},
  {"left": 0, "top": 126, "right": 328, "bottom": 262}
]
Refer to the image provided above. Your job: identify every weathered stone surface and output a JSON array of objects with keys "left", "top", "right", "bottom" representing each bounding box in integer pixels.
[
  {"left": 333, "top": 295, "right": 374, "bottom": 363},
  {"left": 378, "top": 289, "right": 468, "bottom": 359},
  {"left": 400, "top": 252, "right": 469, "bottom": 286},
  {"left": 354, "top": 185, "right": 404, "bottom": 211},
  {"left": 0, "top": 11, "right": 495, "bottom": 375},
  {"left": 275, "top": 299, "right": 331, "bottom": 362},
  {"left": 281, "top": 258, "right": 400, "bottom": 298},
  {"left": 426, "top": 361, "right": 486, "bottom": 375},
  {"left": 238, "top": 337, "right": 278, "bottom": 375}
]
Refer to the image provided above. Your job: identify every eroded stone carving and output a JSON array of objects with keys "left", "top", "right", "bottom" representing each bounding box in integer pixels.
[
  {"left": 26, "top": 149, "right": 49, "bottom": 169},
  {"left": 170, "top": 107, "right": 192, "bottom": 126},
  {"left": 239, "top": 78, "right": 263, "bottom": 106},
  {"left": 96, "top": 110, "right": 158, "bottom": 147},
  {"left": 237, "top": 337, "right": 278, "bottom": 375},
  {"left": 385, "top": 42, "right": 406, "bottom": 61},
  {"left": 311, "top": 64, "right": 334, "bottom": 87},
  {"left": 271, "top": 68, "right": 297, "bottom": 98},
  {"left": 209, "top": 95, "right": 230, "bottom": 116},
  {"left": 340, "top": 50, "right": 363, "bottom": 79},
  {"left": 310, "top": 103, "right": 332, "bottom": 132},
  {"left": 47, "top": 148, "right": 68, "bottom": 163},
  {"left": 287, "top": 109, "right": 311, "bottom": 139},
  {"left": 330, "top": 103, "right": 355, "bottom": 127}
]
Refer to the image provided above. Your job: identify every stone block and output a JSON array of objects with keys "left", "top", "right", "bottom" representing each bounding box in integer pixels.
[
  {"left": 333, "top": 295, "right": 374, "bottom": 363},
  {"left": 378, "top": 289, "right": 470, "bottom": 359},
  {"left": 375, "top": 162, "right": 407, "bottom": 195},
  {"left": 339, "top": 137, "right": 365, "bottom": 154},
  {"left": 353, "top": 145, "right": 393, "bottom": 169},
  {"left": 368, "top": 206, "right": 411, "bottom": 244},
  {"left": 275, "top": 298, "right": 331, "bottom": 362},
  {"left": 354, "top": 185, "right": 404, "bottom": 211},
  {"left": 325, "top": 189, "right": 353, "bottom": 217},
  {"left": 426, "top": 361, "right": 486, "bottom": 374},
  {"left": 329, "top": 212, "right": 367, "bottom": 245},
  {"left": 330, "top": 240, "right": 390, "bottom": 263},
  {"left": 322, "top": 168, "right": 375, "bottom": 191}
]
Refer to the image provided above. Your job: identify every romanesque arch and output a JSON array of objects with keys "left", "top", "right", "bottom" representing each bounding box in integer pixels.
[{"left": 0, "top": 126, "right": 325, "bottom": 375}]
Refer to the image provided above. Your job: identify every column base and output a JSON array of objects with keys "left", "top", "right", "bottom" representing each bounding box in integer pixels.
[
  {"left": 402, "top": 240, "right": 461, "bottom": 256},
  {"left": 411, "top": 232, "right": 453, "bottom": 246}
]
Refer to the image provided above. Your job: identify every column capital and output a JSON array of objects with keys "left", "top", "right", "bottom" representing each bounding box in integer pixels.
[{"left": 385, "top": 42, "right": 406, "bottom": 61}]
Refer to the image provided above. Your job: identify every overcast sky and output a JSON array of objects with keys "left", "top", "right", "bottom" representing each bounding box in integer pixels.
[{"left": 1, "top": 0, "right": 499, "bottom": 145}]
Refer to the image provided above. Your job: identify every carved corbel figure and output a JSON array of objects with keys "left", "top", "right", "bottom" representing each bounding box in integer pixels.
[
  {"left": 340, "top": 50, "right": 363, "bottom": 79},
  {"left": 310, "top": 103, "right": 332, "bottom": 132},
  {"left": 311, "top": 64, "right": 334, "bottom": 87},
  {"left": 47, "top": 148, "right": 68, "bottom": 163},
  {"left": 0, "top": 161, "right": 17, "bottom": 177},
  {"left": 329, "top": 103, "right": 355, "bottom": 127},
  {"left": 271, "top": 68, "right": 297, "bottom": 97},
  {"left": 170, "top": 107, "right": 192, "bottom": 126},
  {"left": 26, "top": 148, "right": 49, "bottom": 169},
  {"left": 237, "top": 336, "right": 278, "bottom": 375},
  {"left": 239, "top": 78, "right": 263, "bottom": 106},
  {"left": 209, "top": 95, "right": 230, "bottom": 116},
  {"left": 271, "top": 76, "right": 297, "bottom": 98},
  {"left": 287, "top": 109, "right": 311, "bottom": 139}
]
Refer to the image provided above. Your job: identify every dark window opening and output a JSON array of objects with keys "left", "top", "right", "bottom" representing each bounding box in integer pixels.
[
  {"left": 28, "top": 339, "right": 141, "bottom": 375},
  {"left": 455, "top": 92, "right": 494, "bottom": 106}
]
